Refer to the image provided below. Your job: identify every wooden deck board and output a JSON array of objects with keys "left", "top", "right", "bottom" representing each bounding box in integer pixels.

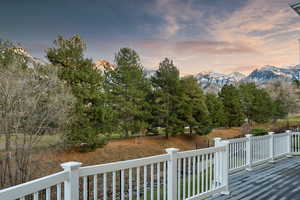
[{"left": 208, "top": 157, "right": 300, "bottom": 200}]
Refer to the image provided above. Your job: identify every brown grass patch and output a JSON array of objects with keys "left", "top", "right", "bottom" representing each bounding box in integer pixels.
[{"left": 33, "top": 128, "right": 242, "bottom": 178}]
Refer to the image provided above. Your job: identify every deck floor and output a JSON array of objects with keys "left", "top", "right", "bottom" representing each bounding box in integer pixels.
[{"left": 209, "top": 157, "right": 300, "bottom": 200}]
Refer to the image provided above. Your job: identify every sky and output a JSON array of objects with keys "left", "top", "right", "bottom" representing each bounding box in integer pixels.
[{"left": 1, "top": 0, "right": 300, "bottom": 75}]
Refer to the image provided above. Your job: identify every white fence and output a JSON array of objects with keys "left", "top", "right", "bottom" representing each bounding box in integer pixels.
[
  {"left": 1, "top": 130, "right": 299, "bottom": 200},
  {"left": 0, "top": 146, "right": 229, "bottom": 200}
]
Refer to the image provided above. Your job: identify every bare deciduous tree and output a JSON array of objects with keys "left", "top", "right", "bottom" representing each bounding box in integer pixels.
[
  {"left": 266, "top": 79, "right": 300, "bottom": 115},
  {"left": 0, "top": 54, "right": 74, "bottom": 188}
]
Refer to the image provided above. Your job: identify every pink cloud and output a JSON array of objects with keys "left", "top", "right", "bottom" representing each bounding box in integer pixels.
[
  {"left": 135, "top": 0, "right": 300, "bottom": 75},
  {"left": 174, "top": 40, "right": 258, "bottom": 55}
]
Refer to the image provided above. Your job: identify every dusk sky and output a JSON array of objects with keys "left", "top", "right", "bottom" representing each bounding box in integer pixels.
[{"left": 1, "top": 0, "right": 300, "bottom": 75}]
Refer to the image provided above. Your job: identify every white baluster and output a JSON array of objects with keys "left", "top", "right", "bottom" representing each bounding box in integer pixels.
[
  {"left": 144, "top": 165, "right": 147, "bottom": 200},
  {"left": 103, "top": 173, "right": 107, "bottom": 200},
  {"left": 129, "top": 168, "right": 133, "bottom": 200},
  {"left": 93, "top": 175, "right": 97, "bottom": 200},
  {"left": 137, "top": 167, "right": 140, "bottom": 200},
  {"left": 151, "top": 164, "right": 154, "bottom": 200},
  {"left": 112, "top": 171, "right": 116, "bottom": 200},
  {"left": 157, "top": 163, "right": 161, "bottom": 200}
]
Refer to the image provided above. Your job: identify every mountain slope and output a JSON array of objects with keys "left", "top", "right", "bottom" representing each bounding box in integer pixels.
[{"left": 194, "top": 65, "right": 300, "bottom": 92}]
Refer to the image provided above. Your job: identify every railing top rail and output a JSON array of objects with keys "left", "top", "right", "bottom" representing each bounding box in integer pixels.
[
  {"left": 79, "top": 154, "right": 169, "bottom": 177},
  {"left": 291, "top": 132, "right": 300, "bottom": 135},
  {"left": 177, "top": 146, "right": 226, "bottom": 159},
  {"left": 252, "top": 135, "right": 271, "bottom": 140},
  {"left": 0, "top": 171, "right": 68, "bottom": 200},
  {"left": 273, "top": 132, "right": 289, "bottom": 137},
  {"left": 227, "top": 137, "right": 248, "bottom": 143}
]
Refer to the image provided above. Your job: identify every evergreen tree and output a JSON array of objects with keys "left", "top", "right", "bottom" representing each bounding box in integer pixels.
[
  {"left": 270, "top": 99, "right": 288, "bottom": 122},
  {"left": 180, "top": 76, "right": 211, "bottom": 135},
  {"left": 106, "top": 48, "right": 151, "bottom": 137},
  {"left": 251, "top": 89, "right": 273, "bottom": 123},
  {"left": 206, "top": 93, "right": 226, "bottom": 127},
  {"left": 151, "top": 58, "right": 183, "bottom": 138},
  {"left": 219, "top": 85, "right": 245, "bottom": 127},
  {"left": 46, "top": 35, "right": 107, "bottom": 151},
  {"left": 239, "top": 83, "right": 277, "bottom": 124}
]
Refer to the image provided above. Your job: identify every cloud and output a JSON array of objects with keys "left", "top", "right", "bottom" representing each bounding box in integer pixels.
[
  {"left": 174, "top": 40, "right": 258, "bottom": 55},
  {"left": 209, "top": 0, "right": 300, "bottom": 67},
  {"left": 152, "top": 0, "right": 204, "bottom": 38},
  {"left": 133, "top": 0, "right": 300, "bottom": 75},
  {"left": 135, "top": 39, "right": 257, "bottom": 56}
]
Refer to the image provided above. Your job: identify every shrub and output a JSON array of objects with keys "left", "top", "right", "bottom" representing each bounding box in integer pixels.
[{"left": 250, "top": 128, "right": 268, "bottom": 136}]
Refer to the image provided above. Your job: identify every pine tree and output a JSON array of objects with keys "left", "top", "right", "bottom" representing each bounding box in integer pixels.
[
  {"left": 46, "top": 35, "right": 107, "bottom": 151},
  {"left": 251, "top": 89, "right": 273, "bottom": 123},
  {"left": 180, "top": 76, "right": 211, "bottom": 135},
  {"left": 239, "top": 83, "right": 274, "bottom": 124},
  {"left": 219, "top": 85, "right": 245, "bottom": 127},
  {"left": 206, "top": 93, "right": 226, "bottom": 127},
  {"left": 106, "top": 48, "right": 151, "bottom": 137},
  {"left": 270, "top": 99, "right": 287, "bottom": 122},
  {"left": 151, "top": 58, "right": 183, "bottom": 138}
]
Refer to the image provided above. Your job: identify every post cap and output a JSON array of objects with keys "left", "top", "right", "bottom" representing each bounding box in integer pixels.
[
  {"left": 245, "top": 134, "right": 252, "bottom": 137},
  {"left": 214, "top": 137, "right": 222, "bottom": 141},
  {"left": 286, "top": 130, "right": 291, "bottom": 133},
  {"left": 268, "top": 132, "right": 275, "bottom": 135},
  {"left": 165, "top": 148, "right": 180, "bottom": 154},
  {"left": 61, "top": 161, "right": 82, "bottom": 170}
]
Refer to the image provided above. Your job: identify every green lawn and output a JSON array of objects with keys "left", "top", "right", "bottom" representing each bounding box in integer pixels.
[{"left": 0, "top": 134, "right": 63, "bottom": 150}]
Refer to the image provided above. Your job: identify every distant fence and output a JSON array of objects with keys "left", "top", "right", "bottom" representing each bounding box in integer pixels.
[{"left": 1, "top": 130, "right": 299, "bottom": 200}]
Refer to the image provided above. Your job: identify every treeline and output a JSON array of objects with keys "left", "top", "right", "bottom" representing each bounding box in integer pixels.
[
  {"left": 44, "top": 35, "right": 288, "bottom": 151},
  {"left": 0, "top": 36, "right": 289, "bottom": 153}
]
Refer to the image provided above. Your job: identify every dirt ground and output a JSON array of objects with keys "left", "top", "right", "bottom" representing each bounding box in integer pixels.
[{"left": 34, "top": 127, "right": 242, "bottom": 178}]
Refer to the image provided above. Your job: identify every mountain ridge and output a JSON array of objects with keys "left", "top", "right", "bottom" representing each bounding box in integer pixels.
[{"left": 194, "top": 64, "right": 300, "bottom": 93}]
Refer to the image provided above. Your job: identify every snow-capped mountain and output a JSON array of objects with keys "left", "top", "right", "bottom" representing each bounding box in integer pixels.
[
  {"left": 228, "top": 72, "right": 246, "bottom": 82},
  {"left": 194, "top": 65, "right": 300, "bottom": 92},
  {"left": 194, "top": 72, "right": 246, "bottom": 93},
  {"left": 195, "top": 72, "right": 236, "bottom": 88},
  {"left": 245, "top": 65, "right": 300, "bottom": 83}
]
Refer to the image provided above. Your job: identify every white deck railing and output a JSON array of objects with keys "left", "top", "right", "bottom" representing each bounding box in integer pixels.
[
  {"left": 0, "top": 146, "right": 229, "bottom": 200},
  {"left": 216, "top": 130, "right": 299, "bottom": 174},
  {"left": 1, "top": 130, "right": 299, "bottom": 200}
]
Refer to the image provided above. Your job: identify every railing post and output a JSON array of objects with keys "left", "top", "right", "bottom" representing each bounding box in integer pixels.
[
  {"left": 214, "top": 137, "right": 222, "bottom": 146},
  {"left": 61, "top": 161, "right": 82, "bottom": 200},
  {"left": 246, "top": 134, "right": 253, "bottom": 171},
  {"left": 268, "top": 132, "right": 275, "bottom": 163},
  {"left": 165, "top": 148, "right": 179, "bottom": 200},
  {"left": 286, "top": 130, "right": 292, "bottom": 157},
  {"left": 221, "top": 140, "right": 230, "bottom": 195},
  {"left": 214, "top": 138, "right": 222, "bottom": 187}
]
